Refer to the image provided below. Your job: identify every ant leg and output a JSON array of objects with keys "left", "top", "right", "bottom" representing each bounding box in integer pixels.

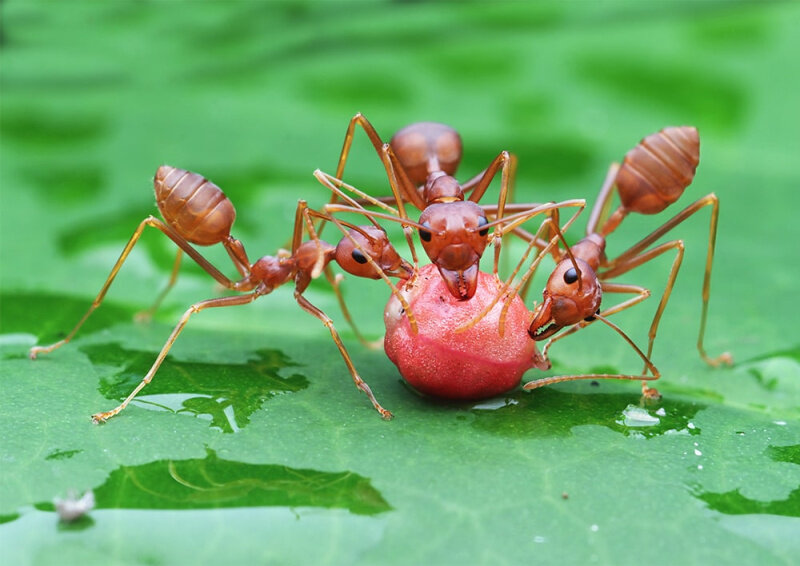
[
  {"left": 302, "top": 200, "right": 410, "bottom": 344},
  {"left": 319, "top": 113, "right": 385, "bottom": 237},
  {"left": 299, "top": 202, "right": 390, "bottom": 346},
  {"left": 321, "top": 114, "right": 423, "bottom": 237},
  {"left": 459, "top": 151, "right": 516, "bottom": 275},
  {"left": 223, "top": 236, "right": 251, "bottom": 278},
  {"left": 483, "top": 204, "right": 560, "bottom": 269},
  {"left": 294, "top": 292, "right": 392, "bottom": 420},
  {"left": 459, "top": 167, "right": 489, "bottom": 196},
  {"left": 467, "top": 151, "right": 514, "bottom": 205},
  {"left": 602, "top": 241, "right": 684, "bottom": 374},
  {"left": 92, "top": 291, "right": 263, "bottom": 423},
  {"left": 322, "top": 265, "right": 383, "bottom": 350},
  {"left": 523, "top": 313, "right": 661, "bottom": 399},
  {"left": 334, "top": 113, "right": 387, "bottom": 183},
  {"left": 315, "top": 170, "right": 400, "bottom": 216},
  {"left": 537, "top": 282, "right": 654, "bottom": 393},
  {"left": 138, "top": 234, "right": 251, "bottom": 322},
  {"left": 586, "top": 163, "right": 621, "bottom": 236},
  {"left": 481, "top": 200, "right": 586, "bottom": 238},
  {"left": 29, "top": 216, "right": 248, "bottom": 360},
  {"left": 134, "top": 249, "right": 183, "bottom": 322},
  {"left": 319, "top": 206, "right": 419, "bottom": 335},
  {"left": 456, "top": 218, "right": 559, "bottom": 335},
  {"left": 454, "top": 202, "right": 585, "bottom": 333},
  {"left": 601, "top": 193, "right": 732, "bottom": 367},
  {"left": 314, "top": 169, "right": 420, "bottom": 267}
]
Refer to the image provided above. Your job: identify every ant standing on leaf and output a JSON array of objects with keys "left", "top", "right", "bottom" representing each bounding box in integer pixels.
[
  {"left": 29, "top": 166, "right": 418, "bottom": 421},
  {"left": 462, "top": 126, "right": 733, "bottom": 400}
]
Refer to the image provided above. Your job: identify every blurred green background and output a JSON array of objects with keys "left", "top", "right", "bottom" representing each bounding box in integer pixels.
[{"left": 1, "top": 2, "right": 798, "bottom": 565}]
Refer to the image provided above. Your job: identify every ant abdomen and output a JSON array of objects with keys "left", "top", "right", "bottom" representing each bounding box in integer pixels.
[
  {"left": 154, "top": 165, "right": 236, "bottom": 246},
  {"left": 615, "top": 126, "right": 699, "bottom": 215},
  {"left": 389, "top": 122, "right": 463, "bottom": 186}
]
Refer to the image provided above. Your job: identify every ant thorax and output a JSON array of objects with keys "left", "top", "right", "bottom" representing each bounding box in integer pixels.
[{"left": 423, "top": 174, "right": 464, "bottom": 203}]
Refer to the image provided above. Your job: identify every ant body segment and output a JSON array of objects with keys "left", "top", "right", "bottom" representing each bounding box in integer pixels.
[
  {"left": 463, "top": 126, "right": 732, "bottom": 398},
  {"left": 29, "top": 166, "right": 415, "bottom": 421},
  {"left": 328, "top": 113, "right": 519, "bottom": 301}
]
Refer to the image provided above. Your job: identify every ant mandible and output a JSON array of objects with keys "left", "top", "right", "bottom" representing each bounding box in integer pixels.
[
  {"left": 29, "top": 166, "right": 417, "bottom": 422},
  {"left": 462, "top": 126, "right": 733, "bottom": 398},
  {"left": 325, "top": 113, "right": 519, "bottom": 301}
]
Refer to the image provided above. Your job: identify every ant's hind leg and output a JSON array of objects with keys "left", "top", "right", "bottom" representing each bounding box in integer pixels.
[
  {"left": 600, "top": 194, "right": 732, "bottom": 368},
  {"left": 29, "top": 216, "right": 243, "bottom": 360},
  {"left": 92, "top": 291, "right": 262, "bottom": 423},
  {"left": 586, "top": 163, "right": 620, "bottom": 237},
  {"left": 134, "top": 249, "right": 183, "bottom": 322}
]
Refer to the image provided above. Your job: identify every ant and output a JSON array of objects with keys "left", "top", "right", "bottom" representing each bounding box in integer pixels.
[
  {"left": 29, "top": 166, "right": 418, "bottom": 422},
  {"left": 313, "top": 168, "right": 587, "bottom": 310},
  {"left": 461, "top": 126, "right": 733, "bottom": 398},
  {"left": 324, "top": 113, "right": 522, "bottom": 301}
]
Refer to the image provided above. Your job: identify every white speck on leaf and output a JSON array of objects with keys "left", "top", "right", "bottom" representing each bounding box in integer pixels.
[{"left": 54, "top": 490, "right": 95, "bottom": 522}]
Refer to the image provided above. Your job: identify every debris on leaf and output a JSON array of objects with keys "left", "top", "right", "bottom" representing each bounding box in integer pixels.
[{"left": 54, "top": 490, "right": 95, "bottom": 522}]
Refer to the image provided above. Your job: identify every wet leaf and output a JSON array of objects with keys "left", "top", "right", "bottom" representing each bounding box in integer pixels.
[{"left": 1, "top": 1, "right": 799, "bottom": 565}]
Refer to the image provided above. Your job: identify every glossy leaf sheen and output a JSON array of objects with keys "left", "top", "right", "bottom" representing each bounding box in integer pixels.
[{"left": 1, "top": 2, "right": 799, "bottom": 565}]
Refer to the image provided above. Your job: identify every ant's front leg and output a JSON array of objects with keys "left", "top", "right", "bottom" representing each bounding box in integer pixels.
[
  {"left": 293, "top": 290, "right": 392, "bottom": 420},
  {"left": 523, "top": 312, "right": 662, "bottom": 401}
]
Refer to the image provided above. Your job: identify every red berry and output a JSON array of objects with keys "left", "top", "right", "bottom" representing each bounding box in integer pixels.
[{"left": 384, "top": 264, "right": 547, "bottom": 399}]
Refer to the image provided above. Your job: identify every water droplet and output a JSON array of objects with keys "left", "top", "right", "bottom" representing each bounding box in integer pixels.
[
  {"left": 472, "top": 397, "right": 518, "bottom": 410},
  {"left": 664, "top": 428, "right": 690, "bottom": 436},
  {"left": 621, "top": 404, "right": 659, "bottom": 427}
]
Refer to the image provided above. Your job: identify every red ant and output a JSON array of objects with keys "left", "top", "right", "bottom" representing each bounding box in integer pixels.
[
  {"left": 313, "top": 169, "right": 587, "bottom": 309},
  {"left": 29, "top": 166, "right": 417, "bottom": 422},
  {"left": 461, "top": 126, "right": 733, "bottom": 398},
  {"left": 325, "top": 113, "right": 522, "bottom": 301}
]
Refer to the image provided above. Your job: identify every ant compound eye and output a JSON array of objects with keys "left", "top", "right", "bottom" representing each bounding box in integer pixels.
[
  {"left": 419, "top": 222, "right": 432, "bottom": 242},
  {"left": 351, "top": 249, "right": 368, "bottom": 264},
  {"left": 563, "top": 267, "right": 579, "bottom": 284},
  {"left": 477, "top": 216, "right": 489, "bottom": 237}
]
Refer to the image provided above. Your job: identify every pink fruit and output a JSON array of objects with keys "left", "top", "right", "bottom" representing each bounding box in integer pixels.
[{"left": 384, "top": 264, "right": 548, "bottom": 399}]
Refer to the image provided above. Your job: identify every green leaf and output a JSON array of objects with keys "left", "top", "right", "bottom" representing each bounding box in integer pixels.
[{"left": 1, "top": 1, "right": 799, "bottom": 565}]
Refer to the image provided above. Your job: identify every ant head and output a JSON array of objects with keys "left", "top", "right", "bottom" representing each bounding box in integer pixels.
[
  {"left": 390, "top": 122, "right": 462, "bottom": 186},
  {"left": 418, "top": 201, "right": 489, "bottom": 300},
  {"left": 528, "top": 258, "right": 602, "bottom": 341},
  {"left": 335, "top": 225, "right": 412, "bottom": 280}
]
